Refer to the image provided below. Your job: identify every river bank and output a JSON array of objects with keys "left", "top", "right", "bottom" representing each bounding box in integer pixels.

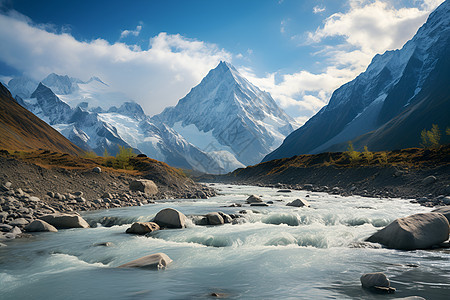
[
  {"left": 200, "top": 146, "right": 450, "bottom": 208},
  {"left": 0, "top": 153, "right": 215, "bottom": 243}
]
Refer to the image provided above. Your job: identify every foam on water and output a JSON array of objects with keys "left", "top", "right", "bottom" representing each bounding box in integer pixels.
[{"left": 1, "top": 184, "right": 449, "bottom": 299}]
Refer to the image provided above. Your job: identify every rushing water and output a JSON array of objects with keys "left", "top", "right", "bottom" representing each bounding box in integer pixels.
[{"left": 1, "top": 184, "right": 449, "bottom": 299}]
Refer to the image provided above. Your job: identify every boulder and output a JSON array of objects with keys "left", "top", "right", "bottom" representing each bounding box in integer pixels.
[
  {"left": 153, "top": 208, "right": 186, "bottom": 228},
  {"left": 24, "top": 219, "right": 58, "bottom": 232},
  {"left": 277, "top": 189, "right": 291, "bottom": 193},
  {"left": 422, "top": 175, "right": 437, "bottom": 185},
  {"left": 360, "top": 272, "right": 395, "bottom": 293},
  {"left": 129, "top": 180, "right": 158, "bottom": 195},
  {"left": 9, "top": 218, "right": 29, "bottom": 226},
  {"left": 206, "top": 213, "right": 224, "bottom": 225},
  {"left": 93, "top": 167, "right": 102, "bottom": 173},
  {"left": 366, "top": 213, "right": 449, "bottom": 250},
  {"left": 40, "top": 214, "right": 90, "bottom": 229},
  {"left": 218, "top": 212, "right": 232, "bottom": 223},
  {"left": 118, "top": 253, "right": 172, "bottom": 270},
  {"left": 250, "top": 203, "right": 269, "bottom": 207},
  {"left": 286, "top": 199, "right": 310, "bottom": 207},
  {"left": 126, "top": 222, "right": 160, "bottom": 235},
  {"left": 432, "top": 206, "right": 450, "bottom": 223},
  {"left": 246, "top": 195, "right": 263, "bottom": 203}
]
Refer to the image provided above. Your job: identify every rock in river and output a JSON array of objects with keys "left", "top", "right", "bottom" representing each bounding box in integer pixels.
[
  {"left": 40, "top": 214, "right": 90, "bottom": 229},
  {"left": 286, "top": 199, "right": 310, "bottom": 207},
  {"left": 246, "top": 195, "right": 263, "bottom": 204},
  {"left": 206, "top": 212, "right": 224, "bottom": 225},
  {"left": 126, "top": 222, "right": 160, "bottom": 235},
  {"left": 366, "top": 212, "right": 449, "bottom": 250},
  {"left": 432, "top": 206, "right": 450, "bottom": 223},
  {"left": 360, "top": 272, "right": 395, "bottom": 293},
  {"left": 154, "top": 208, "right": 186, "bottom": 228},
  {"left": 118, "top": 253, "right": 172, "bottom": 270}
]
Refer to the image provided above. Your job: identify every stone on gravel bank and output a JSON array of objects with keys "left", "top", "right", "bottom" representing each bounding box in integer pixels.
[
  {"left": 118, "top": 253, "right": 172, "bottom": 270},
  {"left": 24, "top": 219, "right": 58, "bottom": 232},
  {"left": 153, "top": 208, "right": 186, "bottom": 228},
  {"left": 286, "top": 199, "right": 310, "bottom": 207},
  {"left": 129, "top": 180, "right": 158, "bottom": 195},
  {"left": 366, "top": 212, "right": 449, "bottom": 250},
  {"left": 126, "top": 222, "right": 160, "bottom": 235},
  {"left": 40, "top": 214, "right": 90, "bottom": 229}
]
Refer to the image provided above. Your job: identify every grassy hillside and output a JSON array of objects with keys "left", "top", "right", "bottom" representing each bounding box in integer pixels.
[{"left": 0, "top": 83, "right": 85, "bottom": 156}]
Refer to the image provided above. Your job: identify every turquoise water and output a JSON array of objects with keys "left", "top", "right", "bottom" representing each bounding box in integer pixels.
[{"left": 1, "top": 184, "right": 449, "bottom": 299}]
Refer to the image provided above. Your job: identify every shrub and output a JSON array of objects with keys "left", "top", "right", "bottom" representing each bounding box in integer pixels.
[
  {"left": 420, "top": 124, "right": 440, "bottom": 148},
  {"left": 378, "top": 152, "right": 388, "bottom": 165},
  {"left": 345, "top": 141, "right": 360, "bottom": 164},
  {"left": 83, "top": 151, "right": 97, "bottom": 159},
  {"left": 362, "top": 146, "right": 374, "bottom": 164},
  {"left": 105, "top": 145, "right": 135, "bottom": 170}
]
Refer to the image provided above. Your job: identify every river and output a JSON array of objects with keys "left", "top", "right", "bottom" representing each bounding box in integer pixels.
[{"left": 1, "top": 184, "right": 449, "bottom": 299}]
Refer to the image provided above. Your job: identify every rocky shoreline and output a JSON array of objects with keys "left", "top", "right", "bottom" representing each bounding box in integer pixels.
[
  {"left": 202, "top": 164, "right": 450, "bottom": 208},
  {"left": 0, "top": 155, "right": 215, "bottom": 244}
]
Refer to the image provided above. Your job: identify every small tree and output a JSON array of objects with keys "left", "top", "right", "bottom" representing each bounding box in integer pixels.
[
  {"left": 420, "top": 124, "right": 440, "bottom": 148},
  {"left": 362, "top": 146, "right": 374, "bottom": 164},
  {"left": 345, "top": 141, "right": 360, "bottom": 164},
  {"left": 103, "top": 148, "right": 110, "bottom": 157}
]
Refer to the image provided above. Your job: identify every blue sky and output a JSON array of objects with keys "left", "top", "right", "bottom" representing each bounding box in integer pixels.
[{"left": 0, "top": 0, "right": 444, "bottom": 124}]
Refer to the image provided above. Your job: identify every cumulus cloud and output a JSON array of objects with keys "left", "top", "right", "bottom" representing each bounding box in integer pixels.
[
  {"left": 242, "top": 0, "right": 443, "bottom": 125},
  {"left": 0, "top": 11, "right": 231, "bottom": 115},
  {"left": 120, "top": 24, "right": 142, "bottom": 39}
]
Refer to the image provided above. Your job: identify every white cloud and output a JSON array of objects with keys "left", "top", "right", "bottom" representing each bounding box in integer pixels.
[
  {"left": 313, "top": 5, "right": 326, "bottom": 14},
  {"left": 120, "top": 24, "right": 142, "bottom": 39},
  {"left": 0, "top": 11, "right": 231, "bottom": 115},
  {"left": 241, "top": 0, "right": 442, "bottom": 125}
]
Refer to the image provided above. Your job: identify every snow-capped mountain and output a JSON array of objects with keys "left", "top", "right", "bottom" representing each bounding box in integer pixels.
[
  {"left": 6, "top": 61, "right": 297, "bottom": 173},
  {"left": 153, "top": 61, "right": 297, "bottom": 166},
  {"left": 264, "top": 0, "right": 450, "bottom": 162},
  {"left": 7, "top": 76, "right": 230, "bottom": 173}
]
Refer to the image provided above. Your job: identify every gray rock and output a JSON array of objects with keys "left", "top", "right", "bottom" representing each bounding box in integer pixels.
[
  {"left": 366, "top": 213, "right": 450, "bottom": 250},
  {"left": 102, "top": 192, "right": 112, "bottom": 199},
  {"left": 4, "top": 182, "right": 12, "bottom": 189},
  {"left": 286, "top": 199, "right": 310, "bottom": 207},
  {"left": 422, "top": 175, "right": 437, "bottom": 185},
  {"left": 73, "top": 191, "right": 83, "bottom": 197},
  {"left": 40, "top": 214, "right": 90, "bottom": 229},
  {"left": 28, "top": 196, "right": 40, "bottom": 202},
  {"left": 24, "top": 219, "right": 58, "bottom": 232},
  {"left": 442, "top": 196, "right": 450, "bottom": 205},
  {"left": 0, "top": 242, "right": 7, "bottom": 247},
  {"left": 360, "top": 272, "right": 390, "bottom": 289},
  {"left": 218, "top": 212, "right": 232, "bottom": 223},
  {"left": 246, "top": 195, "right": 263, "bottom": 203},
  {"left": 250, "top": 203, "right": 269, "bottom": 207},
  {"left": 93, "top": 167, "right": 102, "bottom": 173},
  {"left": 47, "top": 191, "right": 55, "bottom": 198},
  {"left": 126, "top": 222, "right": 160, "bottom": 234},
  {"left": 118, "top": 253, "right": 172, "bottom": 270},
  {"left": 0, "top": 224, "right": 13, "bottom": 232},
  {"left": 153, "top": 208, "right": 186, "bottom": 228},
  {"left": 95, "top": 242, "right": 114, "bottom": 247},
  {"left": 277, "top": 189, "right": 291, "bottom": 193},
  {"left": 129, "top": 180, "right": 158, "bottom": 195},
  {"left": 9, "top": 218, "right": 29, "bottom": 226},
  {"left": 206, "top": 212, "right": 224, "bottom": 225},
  {"left": 360, "top": 272, "right": 395, "bottom": 293},
  {"left": 432, "top": 206, "right": 450, "bottom": 223}
]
